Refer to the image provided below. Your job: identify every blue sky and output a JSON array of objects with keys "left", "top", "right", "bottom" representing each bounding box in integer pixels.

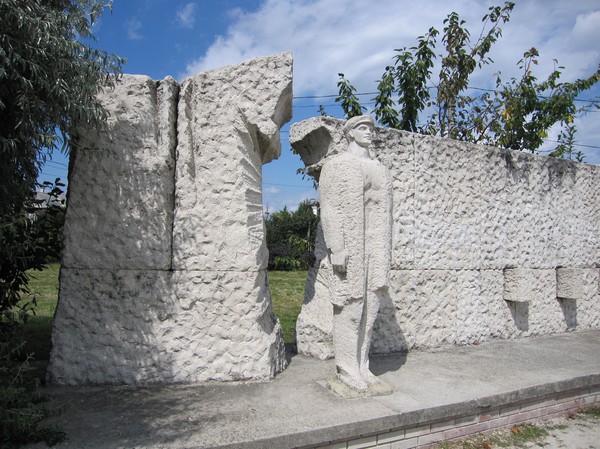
[{"left": 39, "top": 0, "right": 600, "bottom": 211}]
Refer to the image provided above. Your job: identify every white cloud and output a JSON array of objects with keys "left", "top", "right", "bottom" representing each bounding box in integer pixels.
[
  {"left": 182, "top": 0, "right": 599, "bottom": 93},
  {"left": 127, "top": 18, "right": 143, "bottom": 40},
  {"left": 264, "top": 189, "right": 317, "bottom": 213},
  {"left": 177, "top": 3, "right": 197, "bottom": 29},
  {"left": 182, "top": 0, "right": 600, "bottom": 166}
]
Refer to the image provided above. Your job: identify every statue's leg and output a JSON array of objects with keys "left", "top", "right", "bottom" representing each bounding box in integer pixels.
[
  {"left": 333, "top": 298, "right": 368, "bottom": 391},
  {"left": 359, "top": 288, "right": 382, "bottom": 384}
]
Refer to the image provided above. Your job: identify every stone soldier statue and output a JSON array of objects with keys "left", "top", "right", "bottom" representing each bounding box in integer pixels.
[{"left": 319, "top": 115, "right": 393, "bottom": 393}]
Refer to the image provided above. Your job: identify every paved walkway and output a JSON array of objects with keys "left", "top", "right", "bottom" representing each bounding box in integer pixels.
[{"left": 28, "top": 330, "right": 600, "bottom": 449}]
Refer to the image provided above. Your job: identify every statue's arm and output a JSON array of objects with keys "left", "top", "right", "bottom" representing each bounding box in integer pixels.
[{"left": 319, "top": 160, "right": 349, "bottom": 272}]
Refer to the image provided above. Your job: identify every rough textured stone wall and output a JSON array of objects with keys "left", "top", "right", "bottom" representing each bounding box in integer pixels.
[
  {"left": 48, "top": 53, "right": 292, "bottom": 385},
  {"left": 290, "top": 117, "right": 600, "bottom": 359}
]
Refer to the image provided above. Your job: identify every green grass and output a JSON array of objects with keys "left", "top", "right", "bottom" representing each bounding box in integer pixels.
[
  {"left": 268, "top": 271, "right": 308, "bottom": 344},
  {"left": 435, "top": 423, "right": 550, "bottom": 449},
  {"left": 21, "top": 262, "right": 61, "bottom": 361},
  {"left": 18, "top": 265, "right": 307, "bottom": 363},
  {"left": 582, "top": 407, "right": 600, "bottom": 418}
]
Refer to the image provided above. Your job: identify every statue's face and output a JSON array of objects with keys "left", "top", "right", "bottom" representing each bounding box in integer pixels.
[{"left": 349, "top": 123, "right": 372, "bottom": 148}]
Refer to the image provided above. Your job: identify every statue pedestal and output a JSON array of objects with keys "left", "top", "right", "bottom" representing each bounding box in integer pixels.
[{"left": 324, "top": 376, "right": 394, "bottom": 398}]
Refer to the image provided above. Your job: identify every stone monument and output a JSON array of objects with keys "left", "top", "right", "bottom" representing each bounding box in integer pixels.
[
  {"left": 47, "top": 52, "right": 292, "bottom": 385},
  {"left": 291, "top": 116, "right": 600, "bottom": 364},
  {"left": 319, "top": 115, "right": 393, "bottom": 395}
]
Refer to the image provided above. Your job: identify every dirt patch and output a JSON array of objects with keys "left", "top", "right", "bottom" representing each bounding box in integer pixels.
[{"left": 433, "top": 408, "right": 600, "bottom": 449}]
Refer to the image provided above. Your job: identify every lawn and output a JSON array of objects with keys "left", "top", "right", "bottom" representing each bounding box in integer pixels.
[
  {"left": 21, "top": 264, "right": 307, "bottom": 362},
  {"left": 268, "top": 270, "right": 308, "bottom": 344},
  {"left": 21, "top": 262, "right": 61, "bottom": 361}
]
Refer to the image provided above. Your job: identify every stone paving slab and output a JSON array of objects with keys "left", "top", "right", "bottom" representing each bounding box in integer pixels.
[{"left": 30, "top": 330, "right": 600, "bottom": 449}]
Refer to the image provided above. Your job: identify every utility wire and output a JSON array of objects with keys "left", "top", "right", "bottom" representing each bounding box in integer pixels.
[
  {"left": 43, "top": 160, "right": 69, "bottom": 168},
  {"left": 293, "top": 92, "right": 378, "bottom": 99},
  {"left": 293, "top": 86, "right": 600, "bottom": 104},
  {"left": 264, "top": 182, "right": 313, "bottom": 189},
  {"left": 542, "top": 139, "right": 600, "bottom": 150}
]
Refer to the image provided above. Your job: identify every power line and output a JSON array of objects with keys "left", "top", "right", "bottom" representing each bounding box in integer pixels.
[
  {"left": 43, "top": 160, "right": 69, "bottom": 168},
  {"left": 293, "top": 86, "right": 600, "bottom": 104},
  {"left": 293, "top": 91, "right": 378, "bottom": 100},
  {"left": 39, "top": 168, "right": 67, "bottom": 177},
  {"left": 264, "top": 182, "right": 313, "bottom": 189},
  {"left": 542, "top": 139, "right": 600, "bottom": 150}
]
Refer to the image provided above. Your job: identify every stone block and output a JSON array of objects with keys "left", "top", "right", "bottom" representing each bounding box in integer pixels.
[
  {"left": 377, "top": 430, "right": 405, "bottom": 445},
  {"left": 390, "top": 437, "right": 418, "bottom": 449},
  {"left": 503, "top": 268, "right": 564, "bottom": 335},
  {"left": 172, "top": 52, "right": 292, "bottom": 271},
  {"left": 290, "top": 108, "right": 600, "bottom": 358},
  {"left": 378, "top": 270, "right": 509, "bottom": 353},
  {"left": 552, "top": 162, "right": 600, "bottom": 267},
  {"left": 48, "top": 268, "right": 176, "bottom": 385},
  {"left": 62, "top": 75, "right": 178, "bottom": 270},
  {"left": 298, "top": 265, "right": 574, "bottom": 357},
  {"left": 412, "top": 137, "right": 484, "bottom": 270},
  {"left": 288, "top": 116, "right": 343, "bottom": 178},
  {"left": 48, "top": 268, "right": 285, "bottom": 385},
  {"left": 557, "top": 268, "right": 595, "bottom": 299},
  {"left": 504, "top": 268, "right": 535, "bottom": 303},
  {"left": 170, "top": 269, "right": 286, "bottom": 382},
  {"left": 346, "top": 434, "right": 377, "bottom": 449},
  {"left": 49, "top": 53, "right": 292, "bottom": 385}
]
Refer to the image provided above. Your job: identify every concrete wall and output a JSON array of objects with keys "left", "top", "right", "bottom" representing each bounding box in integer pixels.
[
  {"left": 290, "top": 117, "right": 600, "bottom": 359},
  {"left": 47, "top": 52, "right": 293, "bottom": 385}
]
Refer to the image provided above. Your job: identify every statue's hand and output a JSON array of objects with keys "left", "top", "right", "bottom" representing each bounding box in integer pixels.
[{"left": 330, "top": 250, "right": 347, "bottom": 273}]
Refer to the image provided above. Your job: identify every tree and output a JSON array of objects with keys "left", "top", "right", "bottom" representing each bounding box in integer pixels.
[
  {"left": 1, "top": 0, "right": 124, "bottom": 318},
  {"left": 0, "top": 1, "right": 123, "bottom": 445},
  {"left": 0, "top": 0, "right": 125, "bottom": 215},
  {"left": 336, "top": 2, "right": 600, "bottom": 159},
  {"left": 265, "top": 200, "right": 319, "bottom": 271}
]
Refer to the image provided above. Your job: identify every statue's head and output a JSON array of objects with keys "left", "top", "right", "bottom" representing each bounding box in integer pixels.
[{"left": 343, "top": 115, "right": 374, "bottom": 149}]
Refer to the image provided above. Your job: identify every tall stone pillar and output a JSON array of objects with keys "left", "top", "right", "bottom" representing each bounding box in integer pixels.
[{"left": 48, "top": 52, "right": 292, "bottom": 385}]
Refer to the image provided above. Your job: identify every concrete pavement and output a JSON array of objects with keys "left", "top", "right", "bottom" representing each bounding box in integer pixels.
[{"left": 30, "top": 330, "right": 600, "bottom": 449}]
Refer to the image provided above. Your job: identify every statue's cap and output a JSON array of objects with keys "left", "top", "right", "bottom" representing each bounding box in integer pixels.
[{"left": 343, "top": 115, "right": 374, "bottom": 133}]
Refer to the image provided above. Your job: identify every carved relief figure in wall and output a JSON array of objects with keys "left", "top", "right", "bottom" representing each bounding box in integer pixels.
[{"left": 319, "top": 115, "right": 393, "bottom": 392}]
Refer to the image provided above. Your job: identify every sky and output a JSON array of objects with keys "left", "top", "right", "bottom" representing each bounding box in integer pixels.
[{"left": 39, "top": 0, "right": 600, "bottom": 211}]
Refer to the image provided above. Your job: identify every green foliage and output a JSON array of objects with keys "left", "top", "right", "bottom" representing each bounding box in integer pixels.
[
  {"left": 581, "top": 407, "right": 600, "bottom": 418},
  {"left": 373, "top": 66, "right": 400, "bottom": 129},
  {"left": 434, "top": 423, "right": 551, "bottom": 449},
  {"left": 0, "top": 310, "right": 64, "bottom": 448},
  {"left": 335, "top": 2, "right": 600, "bottom": 159},
  {"left": 435, "top": 4, "right": 513, "bottom": 139},
  {"left": 1, "top": 182, "right": 65, "bottom": 448},
  {"left": 1, "top": 349, "right": 65, "bottom": 448},
  {"left": 0, "top": 0, "right": 125, "bottom": 214},
  {"left": 393, "top": 27, "right": 438, "bottom": 132},
  {"left": 318, "top": 104, "right": 331, "bottom": 117},
  {"left": 20, "top": 263, "right": 60, "bottom": 364},
  {"left": 491, "top": 49, "right": 599, "bottom": 155},
  {"left": 1, "top": 181, "right": 64, "bottom": 337},
  {"left": 335, "top": 73, "right": 366, "bottom": 118},
  {"left": 0, "top": 1, "right": 121, "bottom": 444},
  {"left": 265, "top": 200, "right": 319, "bottom": 271}
]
